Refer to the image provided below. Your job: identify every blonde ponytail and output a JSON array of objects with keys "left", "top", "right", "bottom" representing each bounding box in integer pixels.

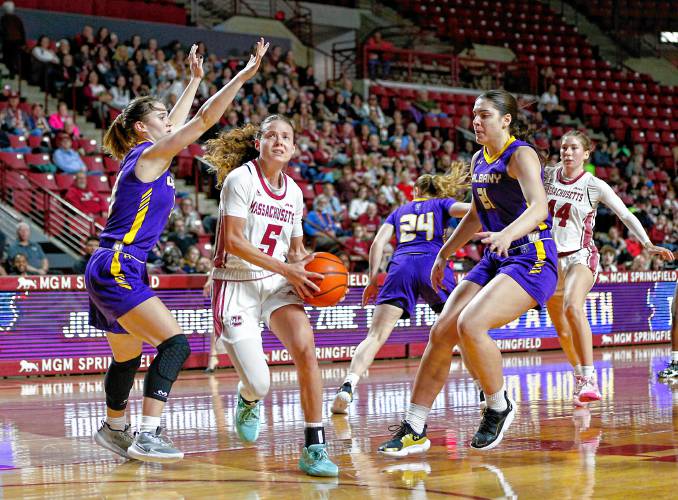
[
  {"left": 204, "top": 124, "right": 259, "bottom": 186},
  {"left": 415, "top": 160, "right": 469, "bottom": 199}
]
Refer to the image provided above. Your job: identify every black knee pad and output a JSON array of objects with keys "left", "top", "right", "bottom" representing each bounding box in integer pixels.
[
  {"left": 105, "top": 355, "right": 141, "bottom": 411},
  {"left": 144, "top": 334, "right": 191, "bottom": 402}
]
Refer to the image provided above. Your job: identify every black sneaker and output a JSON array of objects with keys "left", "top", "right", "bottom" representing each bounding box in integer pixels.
[
  {"left": 470, "top": 392, "right": 516, "bottom": 451},
  {"left": 331, "top": 382, "right": 353, "bottom": 414},
  {"left": 658, "top": 361, "right": 678, "bottom": 379},
  {"left": 378, "top": 420, "right": 430, "bottom": 457}
]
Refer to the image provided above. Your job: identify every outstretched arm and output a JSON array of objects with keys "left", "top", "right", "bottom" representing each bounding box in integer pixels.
[
  {"left": 137, "top": 38, "right": 270, "bottom": 182},
  {"left": 598, "top": 181, "right": 674, "bottom": 261},
  {"left": 168, "top": 44, "right": 204, "bottom": 128}
]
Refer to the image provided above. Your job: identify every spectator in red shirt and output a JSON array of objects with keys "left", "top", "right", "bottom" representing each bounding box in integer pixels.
[
  {"left": 64, "top": 172, "right": 105, "bottom": 217},
  {"left": 397, "top": 169, "right": 414, "bottom": 201},
  {"left": 364, "top": 31, "right": 394, "bottom": 79},
  {"left": 344, "top": 224, "right": 370, "bottom": 272},
  {"left": 358, "top": 202, "right": 381, "bottom": 239}
]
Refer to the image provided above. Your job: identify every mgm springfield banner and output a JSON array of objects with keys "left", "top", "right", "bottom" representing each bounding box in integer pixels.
[{"left": 0, "top": 271, "right": 675, "bottom": 376}]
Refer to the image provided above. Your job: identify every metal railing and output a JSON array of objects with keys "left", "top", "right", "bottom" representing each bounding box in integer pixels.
[{"left": 0, "top": 168, "right": 103, "bottom": 256}]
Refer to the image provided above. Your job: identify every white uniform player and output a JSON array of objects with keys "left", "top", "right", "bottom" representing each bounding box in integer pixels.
[
  {"left": 211, "top": 160, "right": 304, "bottom": 391},
  {"left": 544, "top": 164, "right": 651, "bottom": 289}
]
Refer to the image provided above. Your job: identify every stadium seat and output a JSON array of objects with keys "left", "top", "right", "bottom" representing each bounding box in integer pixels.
[
  {"left": 25, "top": 153, "right": 51, "bottom": 166},
  {"left": 87, "top": 174, "right": 111, "bottom": 193},
  {"left": 28, "top": 172, "right": 59, "bottom": 191},
  {"left": 0, "top": 152, "right": 27, "bottom": 170},
  {"left": 83, "top": 155, "right": 104, "bottom": 172},
  {"left": 55, "top": 173, "right": 74, "bottom": 191}
]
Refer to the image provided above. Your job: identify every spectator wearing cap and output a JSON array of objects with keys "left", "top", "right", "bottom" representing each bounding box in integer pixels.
[
  {"left": 64, "top": 172, "right": 105, "bottom": 217},
  {"left": 53, "top": 134, "right": 86, "bottom": 173},
  {"left": 6, "top": 222, "right": 48, "bottom": 275},
  {"left": 0, "top": 91, "right": 31, "bottom": 137}
]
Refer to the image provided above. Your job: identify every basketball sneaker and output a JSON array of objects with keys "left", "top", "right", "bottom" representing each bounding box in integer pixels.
[
  {"left": 235, "top": 394, "right": 261, "bottom": 442},
  {"left": 470, "top": 392, "right": 516, "bottom": 451},
  {"left": 331, "top": 382, "right": 353, "bottom": 414},
  {"left": 479, "top": 389, "right": 487, "bottom": 412},
  {"left": 573, "top": 374, "right": 587, "bottom": 407},
  {"left": 658, "top": 361, "right": 678, "bottom": 379},
  {"left": 94, "top": 420, "right": 134, "bottom": 459},
  {"left": 378, "top": 421, "right": 430, "bottom": 457},
  {"left": 577, "top": 377, "right": 602, "bottom": 403},
  {"left": 127, "top": 427, "right": 184, "bottom": 463},
  {"left": 298, "top": 444, "right": 339, "bottom": 477}
]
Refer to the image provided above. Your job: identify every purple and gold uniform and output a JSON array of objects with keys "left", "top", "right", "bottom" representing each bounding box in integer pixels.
[
  {"left": 85, "top": 141, "right": 176, "bottom": 332},
  {"left": 465, "top": 137, "right": 557, "bottom": 307},
  {"left": 376, "top": 197, "right": 457, "bottom": 319}
]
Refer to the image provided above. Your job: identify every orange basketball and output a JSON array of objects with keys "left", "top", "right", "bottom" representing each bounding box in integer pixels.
[{"left": 304, "top": 252, "right": 349, "bottom": 307}]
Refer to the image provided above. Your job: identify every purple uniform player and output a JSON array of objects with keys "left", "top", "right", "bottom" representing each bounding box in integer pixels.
[
  {"left": 465, "top": 137, "right": 557, "bottom": 308},
  {"left": 378, "top": 197, "right": 458, "bottom": 317},
  {"left": 86, "top": 141, "right": 174, "bottom": 332},
  {"left": 332, "top": 168, "right": 470, "bottom": 415},
  {"left": 87, "top": 39, "right": 269, "bottom": 463},
  {"left": 378, "top": 90, "right": 557, "bottom": 457}
]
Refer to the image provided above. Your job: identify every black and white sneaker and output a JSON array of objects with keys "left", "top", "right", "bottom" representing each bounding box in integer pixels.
[
  {"left": 331, "top": 382, "right": 353, "bottom": 414},
  {"left": 470, "top": 392, "right": 516, "bottom": 451},
  {"left": 658, "top": 361, "right": 678, "bottom": 379}
]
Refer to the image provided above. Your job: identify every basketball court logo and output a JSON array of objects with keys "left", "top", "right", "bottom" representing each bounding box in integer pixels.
[{"left": 230, "top": 315, "right": 243, "bottom": 327}]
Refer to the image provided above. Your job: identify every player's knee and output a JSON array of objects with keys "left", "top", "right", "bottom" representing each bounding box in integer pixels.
[
  {"left": 430, "top": 318, "right": 458, "bottom": 348},
  {"left": 244, "top": 375, "right": 270, "bottom": 400},
  {"left": 291, "top": 341, "right": 317, "bottom": 367},
  {"left": 563, "top": 301, "right": 584, "bottom": 321},
  {"left": 456, "top": 311, "right": 480, "bottom": 340},
  {"left": 105, "top": 354, "right": 141, "bottom": 411},
  {"left": 143, "top": 334, "right": 190, "bottom": 402}
]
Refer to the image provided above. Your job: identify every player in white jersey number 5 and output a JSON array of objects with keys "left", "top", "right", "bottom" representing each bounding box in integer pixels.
[
  {"left": 544, "top": 130, "right": 674, "bottom": 406},
  {"left": 204, "top": 114, "right": 338, "bottom": 477}
]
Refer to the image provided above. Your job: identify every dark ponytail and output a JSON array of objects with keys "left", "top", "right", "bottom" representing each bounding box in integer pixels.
[
  {"left": 102, "top": 95, "right": 162, "bottom": 160},
  {"left": 478, "top": 89, "right": 544, "bottom": 161}
]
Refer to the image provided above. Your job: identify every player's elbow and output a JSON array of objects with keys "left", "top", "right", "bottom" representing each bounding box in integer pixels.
[{"left": 533, "top": 202, "right": 548, "bottom": 224}]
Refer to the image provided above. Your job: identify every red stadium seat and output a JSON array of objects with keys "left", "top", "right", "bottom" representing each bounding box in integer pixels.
[
  {"left": 0, "top": 152, "right": 27, "bottom": 170},
  {"left": 298, "top": 182, "right": 315, "bottom": 200},
  {"left": 87, "top": 174, "right": 111, "bottom": 193},
  {"left": 25, "top": 153, "right": 51, "bottom": 166},
  {"left": 103, "top": 156, "right": 120, "bottom": 174},
  {"left": 8, "top": 134, "right": 27, "bottom": 149},
  {"left": 82, "top": 155, "right": 104, "bottom": 172},
  {"left": 55, "top": 173, "right": 74, "bottom": 191},
  {"left": 28, "top": 172, "right": 59, "bottom": 191},
  {"left": 79, "top": 138, "right": 99, "bottom": 154}
]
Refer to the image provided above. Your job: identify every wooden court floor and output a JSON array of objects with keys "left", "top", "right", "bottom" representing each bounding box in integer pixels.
[{"left": 1, "top": 345, "right": 677, "bottom": 499}]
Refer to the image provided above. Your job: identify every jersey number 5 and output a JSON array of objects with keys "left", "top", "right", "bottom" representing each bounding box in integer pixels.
[
  {"left": 260, "top": 224, "right": 283, "bottom": 256},
  {"left": 548, "top": 199, "right": 572, "bottom": 227}
]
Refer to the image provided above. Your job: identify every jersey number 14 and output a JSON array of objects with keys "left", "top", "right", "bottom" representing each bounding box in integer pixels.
[{"left": 548, "top": 199, "right": 572, "bottom": 227}]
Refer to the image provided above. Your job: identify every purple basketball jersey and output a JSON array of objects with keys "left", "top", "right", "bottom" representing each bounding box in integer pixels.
[
  {"left": 100, "top": 141, "right": 176, "bottom": 254},
  {"left": 385, "top": 197, "right": 455, "bottom": 256},
  {"left": 471, "top": 137, "right": 551, "bottom": 248}
]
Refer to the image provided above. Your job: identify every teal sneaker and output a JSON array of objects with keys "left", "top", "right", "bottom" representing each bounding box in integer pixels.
[
  {"left": 235, "top": 394, "right": 261, "bottom": 442},
  {"left": 298, "top": 444, "right": 339, "bottom": 477}
]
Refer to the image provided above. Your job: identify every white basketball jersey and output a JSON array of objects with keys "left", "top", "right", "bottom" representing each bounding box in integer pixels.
[
  {"left": 544, "top": 166, "right": 604, "bottom": 253},
  {"left": 213, "top": 160, "right": 304, "bottom": 280}
]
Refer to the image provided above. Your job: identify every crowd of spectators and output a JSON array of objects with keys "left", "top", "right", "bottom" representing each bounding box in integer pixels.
[{"left": 1, "top": 15, "right": 675, "bottom": 275}]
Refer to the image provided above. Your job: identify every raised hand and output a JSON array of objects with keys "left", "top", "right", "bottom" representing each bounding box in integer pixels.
[
  {"left": 239, "top": 38, "right": 270, "bottom": 81},
  {"left": 187, "top": 44, "right": 204, "bottom": 80}
]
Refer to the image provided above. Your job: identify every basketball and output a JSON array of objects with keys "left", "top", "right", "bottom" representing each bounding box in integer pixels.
[{"left": 304, "top": 252, "right": 348, "bottom": 307}]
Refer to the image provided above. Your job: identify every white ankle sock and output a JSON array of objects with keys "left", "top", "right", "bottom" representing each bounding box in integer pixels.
[
  {"left": 672, "top": 351, "right": 678, "bottom": 363},
  {"left": 581, "top": 365, "right": 595, "bottom": 378},
  {"left": 573, "top": 365, "right": 583, "bottom": 376},
  {"left": 404, "top": 403, "right": 430, "bottom": 435},
  {"left": 485, "top": 385, "right": 508, "bottom": 412},
  {"left": 344, "top": 373, "right": 359, "bottom": 388},
  {"left": 106, "top": 415, "right": 127, "bottom": 431},
  {"left": 140, "top": 416, "right": 160, "bottom": 433}
]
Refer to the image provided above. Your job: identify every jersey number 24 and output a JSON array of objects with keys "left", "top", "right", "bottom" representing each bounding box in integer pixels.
[{"left": 399, "top": 212, "right": 434, "bottom": 242}]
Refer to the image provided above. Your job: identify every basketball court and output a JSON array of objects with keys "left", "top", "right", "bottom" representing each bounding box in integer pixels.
[{"left": 1, "top": 345, "right": 676, "bottom": 498}]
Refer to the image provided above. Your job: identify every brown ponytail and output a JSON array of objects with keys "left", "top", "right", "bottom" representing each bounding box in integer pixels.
[
  {"left": 102, "top": 95, "right": 162, "bottom": 160},
  {"left": 204, "top": 114, "right": 295, "bottom": 186},
  {"left": 415, "top": 160, "right": 469, "bottom": 199}
]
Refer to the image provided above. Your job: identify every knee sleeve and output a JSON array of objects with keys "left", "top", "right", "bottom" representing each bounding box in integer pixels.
[
  {"left": 104, "top": 355, "right": 141, "bottom": 411},
  {"left": 144, "top": 334, "right": 191, "bottom": 402}
]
